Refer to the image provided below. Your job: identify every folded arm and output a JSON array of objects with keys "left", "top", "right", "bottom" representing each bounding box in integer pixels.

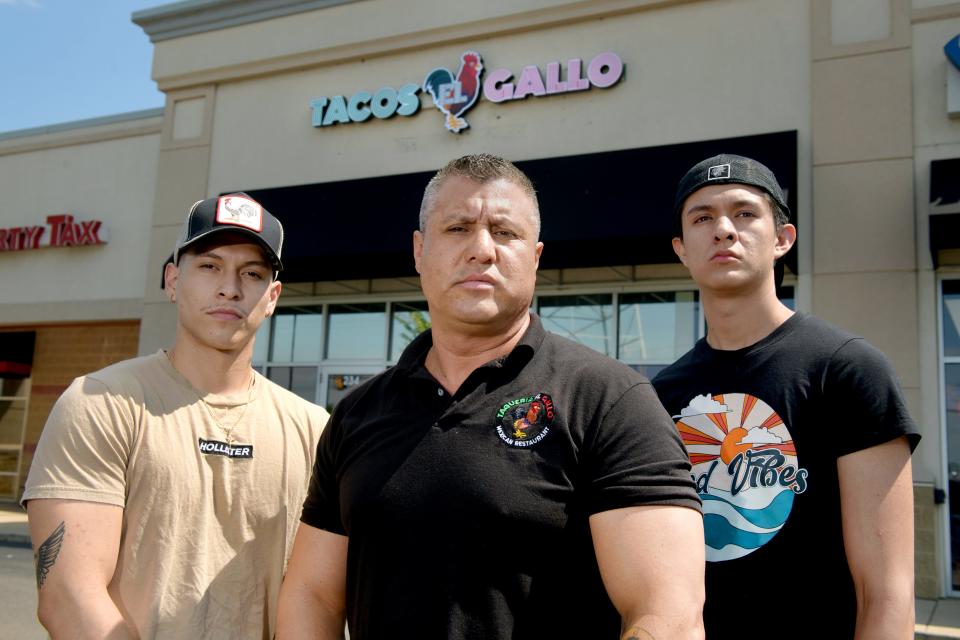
[
  {"left": 26, "top": 498, "right": 134, "bottom": 639},
  {"left": 839, "top": 436, "right": 915, "bottom": 639},
  {"left": 276, "top": 523, "right": 349, "bottom": 639},
  {"left": 591, "top": 504, "right": 705, "bottom": 640}
]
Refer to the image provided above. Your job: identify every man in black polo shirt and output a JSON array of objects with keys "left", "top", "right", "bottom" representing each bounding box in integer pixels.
[{"left": 277, "top": 154, "right": 704, "bottom": 640}]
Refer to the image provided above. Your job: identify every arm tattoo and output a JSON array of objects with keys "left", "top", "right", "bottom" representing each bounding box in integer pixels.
[
  {"left": 35, "top": 521, "right": 65, "bottom": 589},
  {"left": 623, "top": 626, "right": 656, "bottom": 640}
]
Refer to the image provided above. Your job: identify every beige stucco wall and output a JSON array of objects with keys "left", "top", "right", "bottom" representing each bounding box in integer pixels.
[
  {"left": 0, "top": 119, "right": 161, "bottom": 324},
  {"left": 138, "top": 0, "right": 813, "bottom": 353},
  {"left": 204, "top": 0, "right": 810, "bottom": 192},
  {"left": 912, "top": 6, "right": 960, "bottom": 595}
]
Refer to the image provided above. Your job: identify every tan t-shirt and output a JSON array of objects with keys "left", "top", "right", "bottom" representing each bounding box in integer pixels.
[{"left": 23, "top": 351, "right": 329, "bottom": 640}]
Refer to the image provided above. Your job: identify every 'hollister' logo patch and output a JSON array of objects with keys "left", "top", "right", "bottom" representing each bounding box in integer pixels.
[
  {"left": 198, "top": 438, "right": 254, "bottom": 459},
  {"left": 496, "top": 393, "right": 555, "bottom": 447}
]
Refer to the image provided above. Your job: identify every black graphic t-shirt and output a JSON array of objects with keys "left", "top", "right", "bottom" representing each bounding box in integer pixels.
[
  {"left": 652, "top": 312, "right": 920, "bottom": 639},
  {"left": 302, "top": 313, "right": 699, "bottom": 640}
]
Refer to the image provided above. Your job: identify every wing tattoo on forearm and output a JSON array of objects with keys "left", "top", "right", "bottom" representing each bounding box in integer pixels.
[{"left": 35, "top": 521, "right": 65, "bottom": 589}]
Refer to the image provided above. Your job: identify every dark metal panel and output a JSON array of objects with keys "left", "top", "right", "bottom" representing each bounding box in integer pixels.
[{"left": 241, "top": 130, "right": 798, "bottom": 283}]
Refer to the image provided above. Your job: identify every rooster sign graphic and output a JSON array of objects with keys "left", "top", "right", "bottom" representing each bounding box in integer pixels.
[{"left": 422, "top": 51, "right": 483, "bottom": 133}]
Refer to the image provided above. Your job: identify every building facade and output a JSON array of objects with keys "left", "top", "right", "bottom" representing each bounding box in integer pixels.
[{"left": 1, "top": 0, "right": 958, "bottom": 598}]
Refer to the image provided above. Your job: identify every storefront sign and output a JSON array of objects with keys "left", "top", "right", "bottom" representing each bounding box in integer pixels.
[
  {"left": 483, "top": 52, "right": 624, "bottom": 103},
  {"left": 310, "top": 50, "right": 625, "bottom": 134},
  {"left": 947, "top": 34, "right": 960, "bottom": 118},
  {"left": 0, "top": 214, "right": 108, "bottom": 252},
  {"left": 310, "top": 84, "right": 420, "bottom": 127}
]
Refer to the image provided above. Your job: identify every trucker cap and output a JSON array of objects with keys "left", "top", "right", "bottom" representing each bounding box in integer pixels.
[
  {"left": 160, "top": 193, "right": 284, "bottom": 289},
  {"left": 673, "top": 153, "right": 790, "bottom": 218}
]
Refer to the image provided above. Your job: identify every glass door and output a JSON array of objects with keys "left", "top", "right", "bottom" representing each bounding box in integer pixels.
[
  {"left": 0, "top": 376, "right": 30, "bottom": 501},
  {"left": 941, "top": 279, "right": 960, "bottom": 591},
  {"left": 320, "top": 367, "right": 381, "bottom": 414}
]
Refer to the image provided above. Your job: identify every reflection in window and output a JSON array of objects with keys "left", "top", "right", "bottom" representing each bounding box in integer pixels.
[
  {"left": 326, "top": 373, "right": 375, "bottom": 413},
  {"left": 391, "top": 301, "right": 431, "bottom": 361},
  {"left": 252, "top": 320, "right": 270, "bottom": 366},
  {"left": 327, "top": 304, "right": 386, "bottom": 359},
  {"left": 539, "top": 294, "right": 614, "bottom": 356},
  {"left": 779, "top": 286, "right": 796, "bottom": 311},
  {"left": 944, "top": 281, "right": 960, "bottom": 358},
  {"left": 0, "top": 397, "right": 26, "bottom": 446},
  {"left": 946, "top": 363, "right": 960, "bottom": 590},
  {"left": 0, "top": 378, "right": 28, "bottom": 398},
  {"left": 270, "top": 308, "right": 323, "bottom": 363},
  {"left": 271, "top": 314, "right": 295, "bottom": 362},
  {"left": 267, "top": 366, "right": 318, "bottom": 403},
  {"left": 619, "top": 292, "right": 698, "bottom": 364}
]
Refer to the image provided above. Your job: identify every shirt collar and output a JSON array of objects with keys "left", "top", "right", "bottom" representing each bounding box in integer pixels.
[{"left": 395, "top": 312, "right": 545, "bottom": 375}]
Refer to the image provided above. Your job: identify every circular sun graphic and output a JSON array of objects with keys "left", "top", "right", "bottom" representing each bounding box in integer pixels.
[{"left": 674, "top": 392, "right": 805, "bottom": 562}]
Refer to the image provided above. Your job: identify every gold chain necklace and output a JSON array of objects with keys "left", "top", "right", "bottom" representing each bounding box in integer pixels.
[{"left": 199, "top": 376, "right": 256, "bottom": 445}]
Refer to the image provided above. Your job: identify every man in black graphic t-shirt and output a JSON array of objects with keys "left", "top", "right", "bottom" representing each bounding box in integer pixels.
[
  {"left": 653, "top": 154, "right": 920, "bottom": 639},
  {"left": 277, "top": 154, "right": 704, "bottom": 640}
]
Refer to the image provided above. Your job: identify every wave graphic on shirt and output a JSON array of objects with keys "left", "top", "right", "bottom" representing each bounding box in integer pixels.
[
  {"left": 674, "top": 392, "right": 806, "bottom": 561},
  {"left": 701, "top": 488, "right": 794, "bottom": 561}
]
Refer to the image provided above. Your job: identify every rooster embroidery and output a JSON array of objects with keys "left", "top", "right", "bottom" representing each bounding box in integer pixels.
[
  {"left": 512, "top": 401, "right": 544, "bottom": 440},
  {"left": 422, "top": 51, "right": 483, "bottom": 133}
]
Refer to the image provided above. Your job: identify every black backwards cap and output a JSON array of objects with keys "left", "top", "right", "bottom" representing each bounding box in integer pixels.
[
  {"left": 161, "top": 193, "right": 284, "bottom": 289},
  {"left": 673, "top": 154, "right": 791, "bottom": 220}
]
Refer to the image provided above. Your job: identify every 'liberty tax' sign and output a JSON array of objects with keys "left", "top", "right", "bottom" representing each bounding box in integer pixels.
[{"left": 0, "top": 214, "right": 108, "bottom": 252}]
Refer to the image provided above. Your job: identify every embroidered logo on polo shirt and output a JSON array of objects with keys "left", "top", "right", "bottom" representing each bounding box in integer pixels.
[
  {"left": 495, "top": 393, "right": 555, "bottom": 447},
  {"left": 197, "top": 437, "right": 254, "bottom": 459}
]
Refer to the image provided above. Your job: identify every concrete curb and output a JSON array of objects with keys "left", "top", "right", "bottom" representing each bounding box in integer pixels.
[{"left": 0, "top": 533, "right": 31, "bottom": 548}]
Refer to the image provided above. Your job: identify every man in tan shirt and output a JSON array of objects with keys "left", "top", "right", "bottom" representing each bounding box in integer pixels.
[{"left": 23, "top": 193, "right": 328, "bottom": 639}]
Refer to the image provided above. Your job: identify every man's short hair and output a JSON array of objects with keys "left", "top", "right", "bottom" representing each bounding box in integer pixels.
[
  {"left": 762, "top": 193, "right": 791, "bottom": 230},
  {"left": 419, "top": 154, "right": 540, "bottom": 237}
]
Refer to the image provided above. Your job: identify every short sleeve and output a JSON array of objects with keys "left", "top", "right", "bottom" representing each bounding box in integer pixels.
[
  {"left": 582, "top": 382, "right": 701, "bottom": 515},
  {"left": 825, "top": 338, "right": 920, "bottom": 458},
  {"left": 22, "top": 377, "right": 133, "bottom": 507},
  {"left": 300, "top": 409, "right": 345, "bottom": 535}
]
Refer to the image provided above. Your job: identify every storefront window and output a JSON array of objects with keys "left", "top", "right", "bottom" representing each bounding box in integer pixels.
[
  {"left": 618, "top": 291, "right": 698, "bottom": 364},
  {"left": 780, "top": 286, "right": 796, "bottom": 311},
  {"left": 270, "top": 314, "right": 295, "bottom": 362},
  {"left": 326, "top": 373, "right": 376, "bottom": 413},
  {"left": 943, "top": 281, "right": 960, "bottom": 590},
  {"left": 944, "top": 281, "right": 960, "bottom": 358},
  {"left": 250, "top": 285, "right": 795, "bottom": 408},
  {"left": 270, "top": 308, "right": 323, "bottom": 363},
  {"left": 538, "top": 294, "right": 614, "bottom": 357},
  {"left": 252, "top": 320, "right": 270, "bottom": 366},
  {"left": 391, "top": 301, "right": 430, "bottom": 361},
  {"left": 327, "top": 304, "right": 386, "bottom": 359},
  {"left": 267, "top": 366, "right": 318, "bottom": 403},
  {"left": 0, "top": 377, "right": 28, "bottom": 499}
]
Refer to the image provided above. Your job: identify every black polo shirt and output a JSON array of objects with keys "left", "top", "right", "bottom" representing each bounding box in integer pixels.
[{"left": 302, "top": 313, "right": 699, "bottom": 640}]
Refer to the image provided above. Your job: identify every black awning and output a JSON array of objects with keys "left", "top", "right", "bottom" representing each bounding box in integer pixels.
[
  {"left": 930, "top": 158, "right": 960, "bottom": 267},
  {"left": 0, "top": 332, "right": 35, "bottom": 379},
  {"left": 242, "top": 130, "right": 798, "bottom": 282}
]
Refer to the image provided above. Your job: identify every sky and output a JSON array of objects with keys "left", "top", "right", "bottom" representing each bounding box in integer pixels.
[{"left": 0, "top": 0, "right": 166, "bottom": 134}]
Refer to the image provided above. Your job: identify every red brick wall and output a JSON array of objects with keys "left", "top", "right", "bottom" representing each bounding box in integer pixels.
[{"left": 0, "top": 322, "right": 140, "bottom": 498}]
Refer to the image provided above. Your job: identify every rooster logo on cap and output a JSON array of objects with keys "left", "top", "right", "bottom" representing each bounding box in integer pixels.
[{"left": 423, "top": 51, "right": 483, "bottom": 133}]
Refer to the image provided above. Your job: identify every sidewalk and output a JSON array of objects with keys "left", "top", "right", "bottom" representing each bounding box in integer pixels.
[
  {"left": 919, "top": 598, "right": 960, "bottom": 639},
  {"left": 0, "top": 501, "right": 29, "bottom": 548},
  {"left": 0, "top": 499, "right": 958, "bottom": 637}
]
